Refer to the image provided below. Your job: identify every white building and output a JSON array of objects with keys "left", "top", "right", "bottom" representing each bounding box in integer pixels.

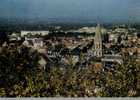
[
  {"left": 21, "top": 31, "right": 49, "bottom": 37},
  {"left": 114, "top": 28, "right": 128, "bottom": 33},
  {"left": 109, "top": 34, "right": 119, "bottom": 43},
  {"left": 23, "top": 38, "right": 44, "bottom": 49},
  {"left": 67, "top": 27, "right": 107, "bottom": 34}
]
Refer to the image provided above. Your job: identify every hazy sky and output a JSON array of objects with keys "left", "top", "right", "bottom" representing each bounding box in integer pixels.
[{"left": 0, "top": 0, "right": 140, "bottom": 23}]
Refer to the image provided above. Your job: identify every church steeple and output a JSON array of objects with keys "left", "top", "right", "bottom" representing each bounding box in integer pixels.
[{"left": 94, "top": 23, "right": 102, "bottom": 57}]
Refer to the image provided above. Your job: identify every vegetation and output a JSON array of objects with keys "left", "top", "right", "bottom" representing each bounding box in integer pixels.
[{"left": 0, "top": 44, "right": 140, "bottom": 97}]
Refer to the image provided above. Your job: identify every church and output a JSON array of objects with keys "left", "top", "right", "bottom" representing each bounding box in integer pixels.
[{"left": 94, "top": 24, "right": 103, "bottom": 57}]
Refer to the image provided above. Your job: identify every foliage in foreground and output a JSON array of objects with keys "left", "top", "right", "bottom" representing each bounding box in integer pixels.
[{"left": 0, "top": 45, "right": 140, "bottom": 97}]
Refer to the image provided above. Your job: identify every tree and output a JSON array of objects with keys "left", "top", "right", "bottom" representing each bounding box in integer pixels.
[
  {"left": 0, "top": 45, "right": 44, "bottom": 96},
  {"left": 103, "top": 55, "right": 140, "bottom": 97}
]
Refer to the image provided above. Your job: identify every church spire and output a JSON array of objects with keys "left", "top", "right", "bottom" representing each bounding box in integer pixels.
[{"left": 94, "top": 23, "right": 102, "bottom": 57}]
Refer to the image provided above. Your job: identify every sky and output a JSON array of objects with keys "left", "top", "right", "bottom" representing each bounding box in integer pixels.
[{"left": 0, "top": 0, "right": 140, "bottom": 23}]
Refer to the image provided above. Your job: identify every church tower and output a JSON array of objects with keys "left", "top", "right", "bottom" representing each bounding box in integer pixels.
[{"left": 94, "top": 24, "right": 102, "bottom": 57}]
